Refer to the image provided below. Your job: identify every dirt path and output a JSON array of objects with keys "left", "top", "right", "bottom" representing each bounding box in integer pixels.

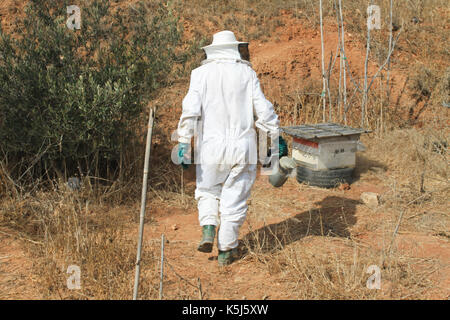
[{"left": 136, "top": 171, "right": 449, "bottom": 300}]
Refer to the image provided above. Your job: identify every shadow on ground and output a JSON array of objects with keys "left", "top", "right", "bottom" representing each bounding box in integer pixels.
[{"left": 238, "top": 196, "right": 360, "bottom": 258}]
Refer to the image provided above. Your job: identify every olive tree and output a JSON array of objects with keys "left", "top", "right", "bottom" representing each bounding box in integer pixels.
[{"left": 0, "top": 0, "right": 180, "bottom": 186}]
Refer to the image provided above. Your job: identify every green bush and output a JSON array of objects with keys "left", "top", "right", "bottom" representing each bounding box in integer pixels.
[{"left": 0, "top": 0, "right": 181, "bottom": 184}]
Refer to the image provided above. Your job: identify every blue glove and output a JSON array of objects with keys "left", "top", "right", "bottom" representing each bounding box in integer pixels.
[
  {"left": 263, "top": 135, "right": 289, "bottom": 168},
  {"left": 269, "top": 135, "right": 288, "bottom": 158},
  {"left": 178, "top": 143, "right": 190, "bottom": 169},
  {"left": 278, "top": 136, "right": 288, "bottom": 157}
]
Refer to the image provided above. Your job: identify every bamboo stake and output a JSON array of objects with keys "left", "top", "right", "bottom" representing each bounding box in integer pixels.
[
  {"left": 326, "top": 51, "right": 334, "bottom": 121},
  {"left": 181, "top": 166, "right": 184, "bottom": 203},
  {"left": 335, "top": 0, "right": 343, "bottom": 122},
  {"left": 338, "top": 48, "right": 343, "bottom": 121},
  {"left": 326, "top": 37, "right": 340, "bottom": 123},
  {"left": 385, "top": 0, "right": 394, "bottom": 106},
  {"left": 380, "top": 74, "right": 384, "bottom": 135},
  {"left": 133, "top": 107, "right": 155, "bottom": 300},
  {"left": 338, "top": 0, "right": 348, "bottom": 124},
  {"left": 319, "top": 0, "right": 327, "bottom": 122},
  {"left": 362, "top": 2, "right": 372, "bottom": 129},
  {"left": 159, "top": 234, "right": 165, "bottom": 300}
]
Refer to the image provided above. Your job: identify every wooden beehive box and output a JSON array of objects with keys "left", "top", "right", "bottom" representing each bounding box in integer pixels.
[{"left": 281, "top": 123, "right": 369, "bottom": 171}]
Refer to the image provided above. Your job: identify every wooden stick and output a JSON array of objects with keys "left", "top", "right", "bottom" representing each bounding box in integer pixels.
[
  {"left": 159, "top": 234, "right": 165, "bottom": 300},
  {"left": 165, "top": 257, "right": 203, "bottom": 291},
  {"left": 181, "top": 166, "right": 184, "bottom": 203},
  {"left": 366, "top": 27, "right": 402, "bottom": 93},
  {"left": 387, "top": 193, "right": 429, "bottom": 255},
  {"left": 380, "top": 74, "right": 384, "bottom": 135},
  {"left": 385, "top": 0, "right": 394, "bottom": 106},
  {"left": 326, "top": 51, "right": 335, "bottom": 121},
  {"left": 362, "top": 1, "right": 372, "bottom": 129},
  {"left": 197, "top": 277, "right": 203, "bottom": 300},
  {"left": 335, "top": 0, "right": 343, "bottom": 122},
  {"left": 319, "top": 0, "right": 327, "bottom": 122},
  {"left": 0, "top": 230, "right": 44, "bottom": 245},
  {"left": 338, "top": 0, "right": 348, "bottom": 124},
  {"left": 133, "top": 107, "right": 155, "bottom": 300}
]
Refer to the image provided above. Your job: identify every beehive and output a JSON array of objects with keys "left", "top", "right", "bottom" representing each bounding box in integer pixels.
[{"left": 281, "top": 123, "right": 368, "bottom": 171}]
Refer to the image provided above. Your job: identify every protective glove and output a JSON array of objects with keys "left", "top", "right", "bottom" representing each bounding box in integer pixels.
[
  {"left": 263, "top": 135, "right": 289, "bottom": 168},
  {"left": 178, "top": 142, "right": 190, "bottom": 169},
  {"left": 278, "top": 136, "right": 288, "bottom": 158},
  {"left": 270, "top": 135, "right": 288, "bottom": 158}
]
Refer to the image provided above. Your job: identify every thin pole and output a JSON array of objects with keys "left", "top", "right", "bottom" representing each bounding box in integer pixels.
[
  {"left": 380, "top": 75, "right": 383, "bottom": 135},
  {"left": 326, "top": 51, "right": 335, "bottom": 122},
  {"left": 159, "top": 234, "right": 165, "bottom": 300},
  {"left": 385, "top": 0, "right": 394, "bottom": 106},
  {"left": 338, "top": 53, "right": 343, "bottom": 121},
  {"left": 362, "top": 2, "right": 372, "bottom": 129},
  {"left": 338, "top": 0, "right": 347, "bottom": 124},
  {"left": 181, "top": 166, "right": 184, "bottom": 202},
  {"left": 133, "top": 107, "right": 155, "bottom": 300},
  {"left": 335, "top": 0, "right": 342, "bottom": 122},
  {"left": 319, "top": 0, "right": 327, "bottom": 122}
]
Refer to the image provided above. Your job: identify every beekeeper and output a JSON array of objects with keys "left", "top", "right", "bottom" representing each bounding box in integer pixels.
[{"left": 176, "top": 30, "right": 286, "bottom": 266}]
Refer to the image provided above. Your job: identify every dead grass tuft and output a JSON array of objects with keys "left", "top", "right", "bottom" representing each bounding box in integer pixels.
[{"left": 0, "top": 184, "right": 159, "bottom": 299}]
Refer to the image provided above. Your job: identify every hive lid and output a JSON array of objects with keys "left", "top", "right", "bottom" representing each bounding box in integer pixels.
[{"left": 281, "top": 123, "right": 369, "bottom": 140}]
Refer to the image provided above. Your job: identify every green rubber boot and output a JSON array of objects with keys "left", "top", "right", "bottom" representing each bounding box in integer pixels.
[
  {"left": 218, "top": 248, "right": 238, "bottom": 267},
  {"left": 197, "top": 225, "right": 216, "bottom": 253}
]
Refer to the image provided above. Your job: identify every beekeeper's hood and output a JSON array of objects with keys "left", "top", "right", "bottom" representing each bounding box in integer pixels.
[{"left": 201, "top": 30, "right": 248, "bottom": 60}]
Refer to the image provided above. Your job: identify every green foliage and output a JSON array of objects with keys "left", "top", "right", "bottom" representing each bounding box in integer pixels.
[{"left": 0, "top": 0, "right": 181, "bottom": 182}]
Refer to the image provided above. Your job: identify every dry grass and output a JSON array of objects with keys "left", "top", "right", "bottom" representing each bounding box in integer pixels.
[
  {"left": 253, "top": 238, "right": 440, "bottom": 299},
  {"left": 0, "top": 183, "right": 160, "bottom": 300},
  {"left": 362, "top": 126, "right": 449, "bottom": 237}
]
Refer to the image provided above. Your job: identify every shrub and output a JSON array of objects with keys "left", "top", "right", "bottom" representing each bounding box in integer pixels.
[{"left": 0, "top": 0, "right": 181, "bottom": 186}]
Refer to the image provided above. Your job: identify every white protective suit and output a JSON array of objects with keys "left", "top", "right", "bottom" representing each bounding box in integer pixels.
[{"left": 177, "top": 32, "right": 279, "bottom": 251}]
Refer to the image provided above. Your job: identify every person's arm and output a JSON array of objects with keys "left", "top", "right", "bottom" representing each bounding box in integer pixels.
[
  {"left": 252, "top": 70, "right": 279, "bottom": 135},
  {"left": 252, "top": 70, "right": 289, "bottom": 163},
  {"left": 177, "top": 69, "right": 202, "bottom": 144}
]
